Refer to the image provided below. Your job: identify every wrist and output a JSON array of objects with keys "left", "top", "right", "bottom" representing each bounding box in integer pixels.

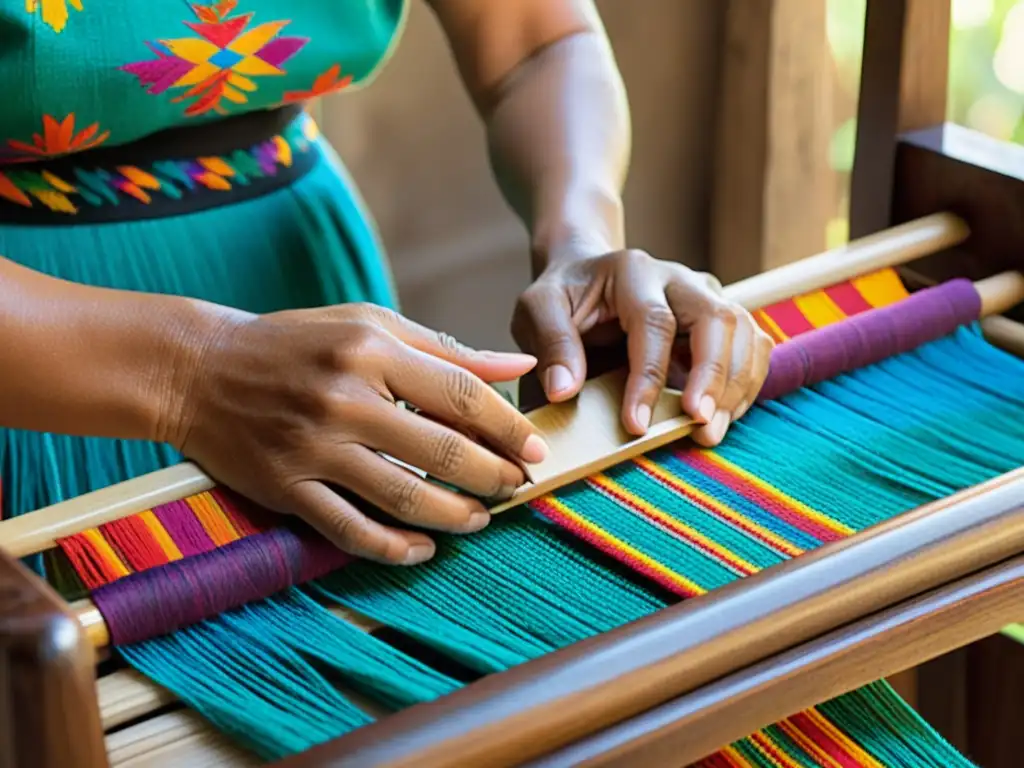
[
  {"left": 145, "top": 297, "right": 248, "bottom": 448},
  {"left": 530, "top": 186, "right": 625, "bottom": 276}
]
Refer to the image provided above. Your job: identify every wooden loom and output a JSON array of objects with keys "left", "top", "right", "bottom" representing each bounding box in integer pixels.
[{"left": 4, "top": 1, "right": 1024, "bottom": 766}]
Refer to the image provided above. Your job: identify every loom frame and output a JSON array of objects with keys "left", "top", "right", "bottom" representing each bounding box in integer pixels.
[{"left": 4, "top": 1, "right": 1024, "bottom": 766}]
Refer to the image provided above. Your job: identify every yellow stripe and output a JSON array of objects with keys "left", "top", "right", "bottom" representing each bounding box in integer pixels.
[
  {"left": 186, "top": 492, "right": 240, "bottom": 547},
  {"left": 635, "top": 457, "right": 804, "bottom": 558},
  {"left": 793, "top": 291, "right": 848, "bottom": 329},
  {"left": 851, "top": 268, "right": 909, "bottom": 309},
  {"left": 777, "top": 719, "right": 845, "bottom": 768},
  {"left": 81, "top": 529, "right": 131, "bottom": 580},
  {"left": 719, "top": 745, "right": 755, "bottom": 767},
  {"left": 748, "top": 732, "right": 794, "bottom": 768},
  {"left": 542, "top": 497, "right": 706, "bottom": 596},
  {"left": 137, "top": 509, "right": 184, "bottom": 562},
  {"left": 699, "top": 451, "right": 854, "bottom": 537},
  {"left": 591, "top": 474, "right": 758, "bottom": 575},
  {"left": 755, "top": 308, "right": 790, "bottom": 342},
  {"left": 804, "top": 709, "right": 886, "bottom": 768}
]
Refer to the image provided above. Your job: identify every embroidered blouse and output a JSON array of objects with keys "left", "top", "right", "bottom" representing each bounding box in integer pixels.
[{"left": 0, "top": 0, "right": 407, "bottom": 165}]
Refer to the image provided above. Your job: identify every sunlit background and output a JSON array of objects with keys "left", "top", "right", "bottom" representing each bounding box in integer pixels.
[{"left": 826, "top": 0, "right": 1024, "bottom": 246}]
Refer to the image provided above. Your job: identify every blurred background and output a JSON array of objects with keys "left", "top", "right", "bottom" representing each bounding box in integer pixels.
[{"left": 316, "top": 0, "right": 1023, "bottom": 356}]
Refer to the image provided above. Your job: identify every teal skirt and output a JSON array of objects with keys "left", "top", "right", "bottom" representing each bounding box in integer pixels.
[{"left": 0, "top": 124, "right": 397, "bottom": 577}]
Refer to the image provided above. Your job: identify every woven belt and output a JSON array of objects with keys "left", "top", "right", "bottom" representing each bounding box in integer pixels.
[{"left": 0, "top": 105, "right": 319, "bottom": 225}]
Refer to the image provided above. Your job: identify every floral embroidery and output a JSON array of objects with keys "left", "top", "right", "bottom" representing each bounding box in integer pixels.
[
  {"left": 282, "top": 64, "right": 353, "bottom": 104},
  {"left": 120, "top": 1, "right": 309, "bottom": 117},
  {"left": 25, "top": 0, "right": 83, "bottom": 34},
  {"left": 4, "top": 114, "right": 110, "bottom": 163},
  {"left": 0, "top": 114, "right": 319, "bottom": 215}
]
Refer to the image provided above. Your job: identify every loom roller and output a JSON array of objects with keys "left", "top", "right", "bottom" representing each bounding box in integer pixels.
[{"left": 4, "top": 211, "right": 1023, "bottom": 655}]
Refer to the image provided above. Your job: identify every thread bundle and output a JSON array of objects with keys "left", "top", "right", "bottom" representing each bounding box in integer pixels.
[{"left": 49, "top": 270, "right": 1024, "bottom": 767}]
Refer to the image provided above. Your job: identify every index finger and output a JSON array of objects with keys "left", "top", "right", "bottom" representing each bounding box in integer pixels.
[
  {"left": 385, "top": 343, "right": 549, "bottom": 466},
  {"left": 373, "top": 306, "right": 539, "bottom": 383},
  {"left": 675, "top": 305, "right": 736, "bottom": 425}
]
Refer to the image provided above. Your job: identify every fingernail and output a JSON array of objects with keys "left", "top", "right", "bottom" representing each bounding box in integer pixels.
[
  {"left": 733, "top": 399, "right": 749, "bottom": 420},
  {"left": 465, "top": 511, "right": 491, "bottom": 532},
  {"left": 402, "top": 544, "right": 435, "bottom": 565},
  {"left": 521, "top": 433, "right": 550, "bottom": 464},
  {"left": 484, "top": 351, "right": 536, "bottom": 365},
  {"left": 636, "top": 403, "right": 652, "bottom": 431},
  {"left": 545, "top": 365, "right": 574, "bottom": 397},
  {"left": 710, "top": 410, "right": 730, "bottom": 444},
  {"left": 698, "top": 395, "right": 716, "bottom": 423}
]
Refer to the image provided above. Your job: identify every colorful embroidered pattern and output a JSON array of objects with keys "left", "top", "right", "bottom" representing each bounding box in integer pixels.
[
  {"left": 120, "top": 1, "right": 309, "bottom": 117},
  {"left": 0, "top": 114, "right": 318, "bottom": 214},
  {"left": 3, "top": 113, "right": 110, "bottom": 164},
  {"left": 283, "top": 64, "right": 353, "bottom": 104},
  {"left": 25, "top": 0, "right": 83, "bottom": 34}
]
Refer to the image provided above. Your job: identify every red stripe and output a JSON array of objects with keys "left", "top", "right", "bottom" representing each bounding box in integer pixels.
[
  {"left": 788, "top": 713, "right": 865, "bottom": 768},
  {"left": 588, "top": 479, "right": 755, "bottom": 576},
  {"left": 56, "top": 536, "right": 114, "bottom": 590},
  {"left": 760, "top": 298, "right": 815, "bottom": 338},
  {"left": 634, "top": 461, "right": 793, "bottom": 556},
  {"left": 100, "top": 515, "right": 170, "bottom": 573},
  {"left": 529, "top": 498, "right": 700, "bottom": 599},
  {"left": 679, "top": 451, "right": 844, "bottom": 543},
  {"left": 824, "top": 282, "right": 873, "bottom": 318}
]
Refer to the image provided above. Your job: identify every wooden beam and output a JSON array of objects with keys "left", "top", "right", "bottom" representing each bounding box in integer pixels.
[
  {"left": 710, "top": 0, "right": 832, "bottom": 283},
  {"left": 849, "top": 0, "right": 951, "bottom": 238}
]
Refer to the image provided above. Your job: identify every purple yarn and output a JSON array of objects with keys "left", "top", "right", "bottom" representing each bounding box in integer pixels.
[
  {"left": 94, "top": 525, "right": 352, "bottom": 646},
  {"left": 758, "top": 279, "right": 981, "bottom": 402},
  {"left": 153, "top": 499, "right": 215, "bottom": 557}
]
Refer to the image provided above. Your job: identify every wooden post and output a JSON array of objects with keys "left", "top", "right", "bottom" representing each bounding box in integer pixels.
[
  {"left": 0, "top": 550, "right": 108, "bottom": 768},
  {"left": 849, "top": 0, "right": 950, "bottom": 239},
  {"left": 710, "top": 0, "right": 832, "bottom": 284}
]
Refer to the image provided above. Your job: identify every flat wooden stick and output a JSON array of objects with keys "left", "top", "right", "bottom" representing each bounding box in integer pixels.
[{"left": 0, "top": 213, "right": 972, "bottom": 560}]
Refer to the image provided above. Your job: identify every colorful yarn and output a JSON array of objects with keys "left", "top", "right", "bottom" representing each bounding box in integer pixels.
[
  {"left": 48, "top": 275, "right": 1024, "bottom": 765},
  {"left": 760, "top": 278, "right": 981, "bottom": 401},
  {"left": 753, "top": 268, "right": 908, "bottom": 342},
  {"left": 0, "top": 113, "right": 318, "bottom": 215}
]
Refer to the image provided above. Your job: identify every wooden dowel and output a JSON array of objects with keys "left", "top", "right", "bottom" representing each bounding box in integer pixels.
[
  {"left": 0, "top": 214, "right": 970, "bottom": 560},
  {"left": 981, "top": 315, "right": 1024, "bottom": 358},
  {"left": 73, "top": 598, "right": 382, "bottom": 650}
]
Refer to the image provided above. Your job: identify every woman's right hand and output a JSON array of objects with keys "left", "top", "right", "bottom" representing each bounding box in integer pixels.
[{"left": 165, "top": 303, "right": 549, "bottom": 566}]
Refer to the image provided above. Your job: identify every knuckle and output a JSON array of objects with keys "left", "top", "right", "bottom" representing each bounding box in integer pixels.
[
  {"left": 330, "top": 322, "right": 387, "bottom": 371},
  {"left": 710, "top": 303, "right": 740, "bottom": 328},
  {"left": 699, "top": 358, "right": 728, "bottom": 380},
  {"left": 640, "top": 361, "right": 668, "bottom": 388},
  {"left": 443, "top": 369, "right": 485, "bottom": 419},
  {"left": 435, "top": 330, "right": 466, "bottom": 357},
  {"left": 431, "top": 430, "right": 467, "bottom": 477},
  {"left": 640, "top": 303, "right": 677, "bottom": 339},
  {"left": 384, "top": 476, "right": 428, "bottom": 522}
]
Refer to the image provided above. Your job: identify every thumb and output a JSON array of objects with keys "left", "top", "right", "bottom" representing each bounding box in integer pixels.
[
  {"left": 512, "top": 286, "right": 587, "bottom": 403},
  {"left": 375, "top": 307, "right": 537, "bottom": 381}
]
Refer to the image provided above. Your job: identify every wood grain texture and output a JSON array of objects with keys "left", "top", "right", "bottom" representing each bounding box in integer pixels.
[
  {"left": 273, "top": 468, "right": 1024, "bottom": 768},
  {"left": 0, "top": 550, "right": 108, "bottom": 768},
  {"left": 892, "top": 125, "right": 1024, "bottom": 311},
  {"left": 527, "top": 555, "right": 1024, "bottom": 767},
  {"left": 849, "top": 0, "right": 951, "bottom": 238},
  {"left": 710, "top": 0, "right": 832, "bottom": 283}
]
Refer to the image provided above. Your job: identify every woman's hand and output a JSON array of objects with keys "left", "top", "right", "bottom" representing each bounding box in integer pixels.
[
  {"left": 169, "top": 303, "right": 548, "bottom": 566},
  {"left": 512, "top": 249, "right": 774, "bottom": 447}
]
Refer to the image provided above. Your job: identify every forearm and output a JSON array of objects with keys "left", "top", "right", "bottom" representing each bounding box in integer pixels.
[
  {"left": 483, "top": 31, "right": 631, "bottom": 276},
  {"left": 0, "top": 257, "right": 222, "bottom": 443}
]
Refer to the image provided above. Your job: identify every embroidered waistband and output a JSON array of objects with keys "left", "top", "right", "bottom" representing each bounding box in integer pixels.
[{"left": 0, "top": 106, "right": 320, "bottom": 225}]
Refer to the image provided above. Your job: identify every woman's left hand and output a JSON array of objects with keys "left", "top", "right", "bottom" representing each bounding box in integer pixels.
[{"left": 512, "top": 249, "right": 774, "bottom": 447}]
